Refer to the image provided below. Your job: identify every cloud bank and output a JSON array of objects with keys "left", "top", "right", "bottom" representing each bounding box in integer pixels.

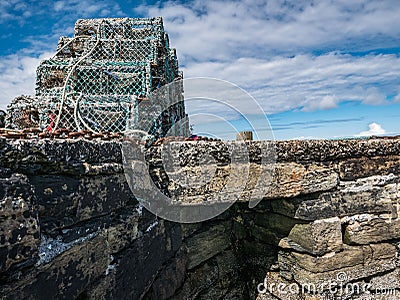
[
  {"left": 135, "top": 0, "right": 400, "bottom": 117},
  {"left": 1, "top": 0, "right": 400, "bottom": 135},
  {"left": 356, "top": 122, "right": 387, "bottom": 136}
]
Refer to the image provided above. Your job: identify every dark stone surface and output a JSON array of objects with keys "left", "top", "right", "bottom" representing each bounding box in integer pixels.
[
  {"left": 339, "top": 155, "right": 400, "bottom": 180},
  {"left": 29, "top": 174, "right": 135, "bottom": 233},
  {"left": 146, "top": 138, "right": 400, "bottom": 166},
  {"left": 0, "top": 138, "right": 122, "bottom": 175},
  {"left": 1, "top": 137, "right": 400, "bottom": 300},
  {"left": 0, "top": 169, "right": 39, "bottom": 276},
  {"left": 2, "top": 234, "right": 108, "bottom": 300},
  {"left": 2, "top": 138, "right": 400, "bottom": 176},
  {"left": 105, "top": 221, "right": 177, "bottom": 300},
  {"left": 0, "top": 110, "right": 5, "bottom": 128}
]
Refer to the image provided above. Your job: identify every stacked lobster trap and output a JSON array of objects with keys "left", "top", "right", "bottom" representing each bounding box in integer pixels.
[{"left": 6, "top": 17, "right": 188, "bottom": 137}]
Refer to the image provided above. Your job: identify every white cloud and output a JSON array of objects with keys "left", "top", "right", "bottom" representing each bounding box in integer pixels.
[
  {"left": 362, "top": 87, "right": 387, "bottom": 105},
  {"left": 50, "top": 0, "right": 123, "bottom": 19},
  {"left": 0, "top": 0, "right": 124, "bottom": 110},
  {"left": 394, "top": 88, "right": 400, "bottom": 103},
  {"left": 135, "top": 0, "right": 400, "bottom": 118},
  {"left": 8, "top": 0, "right": 124, "bottom": 22},
  {"left": 53, "top": 1, "right": 65, "bottom": 12},
  {"left": 356, "top": 122, "right": 386, "bottom": 136},
  {"left": 0, "top": 51, "right": 52, "bottom": 110},
  {"left": 1, "top": 0, "right": 124, "bottom": 50},
  {"left": 0, "top": 0, "right": 27, "bottom": 24},
  {"left": 184, "top": 53, "right": 400, "bottom": 117},
  {"left": 136, "top": 0, "right": 400, "bottom": 62},
  {"left": 302, "top": 95, "right": 338, "bottom": 112},
  {"left": 2, "top": 0, "right": 400, "bottom": 119}
]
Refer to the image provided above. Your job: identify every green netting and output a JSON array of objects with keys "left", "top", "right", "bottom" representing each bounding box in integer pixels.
[
  {"left": 74, "top": 17, "right": 165, "bottom": 40},
  {"left": 8, "top": 17, "right": 187, "bottom": 136},
  {"left": 84, "top": 39, "right": 159, "bottom": 62}
]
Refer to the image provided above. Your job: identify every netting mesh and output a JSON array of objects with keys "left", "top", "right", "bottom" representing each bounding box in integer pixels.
[
  {"left": 6, "top": 95, "right": 59, "bottom": 130},
  {"left": 7, "top": 17, "right": 187, "bottom": 136}
]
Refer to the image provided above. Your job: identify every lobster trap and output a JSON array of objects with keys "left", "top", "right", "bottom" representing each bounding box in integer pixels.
[{"left": 7, "top": 17, "right": 188, "bottom": 137}]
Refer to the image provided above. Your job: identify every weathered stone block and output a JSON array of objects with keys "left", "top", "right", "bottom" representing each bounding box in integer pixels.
[
  {"left": 344, "top": 214, "right": 400, "bottom": 245},
  {"left": 2, "top": 234, "right": 108, "bottom": 299},
  {"left": 272, "top": 175, "right": 398, "bottom": 220},
  {"left": 103, "top": 221, "right": 177, "bottom": 300},
  {"left": 251, "top": 224, "right": 281, "bottom": 245},
  {"left": 185, "top": 222, "right": 231, "bottom": 270},
  {"left": 181, "top": 223, "right": 202, "bottom": 239},
  {"left": 0, "top": 139, "right": 122, "bottom": 175},
  {"left": 194, "top": 250, "right": 244, "bottom": 300},
  {"left": 287, "top": 217, "right": 342, "bottom": 255},
  {"left": 368, "top": 268, "right": 400, "bottom": 290},
  {"left": 0, "top": 172, "right": 39, "bottom": 274},
  {"left": 173, "top": 259, "right": 220, "bottom": 299},
  {"left": 143, "top": 251, "right": 187, "bottom": 299},
  {"left": 149, "top": 161, "right": 338, "bottom": 203},
  {"left": 103, "top": 212, "right": 139, "bottom": 253},
  {"left": 278, "top": 244, "right": 397, "bottom": 287},
  {"left": 339, "top": 156, "right": 400, "bottom": 180},
  {"left": 274, "top": 139, "right": 400, "bottom": 162},
  {"left": 278, "top": 237, "right": 311, "bottom": 253},
  {"left": 240, "top": 162, "right": 338, "bottom": 201},
  {"left": 30, "top": 174, "right": 135, "bottom": 232}
]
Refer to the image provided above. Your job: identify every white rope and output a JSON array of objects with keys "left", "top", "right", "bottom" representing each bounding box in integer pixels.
[
  {"left": 73, "top": 93, "right": 84, "bottom": 132},
  {"left": 75, "top": 94, "right": 101, "bottom": 133},
  {"left": 53, "top": 21, "right": 103, "bottom": 131}
]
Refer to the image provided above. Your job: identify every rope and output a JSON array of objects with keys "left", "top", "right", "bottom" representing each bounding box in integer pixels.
[
  {"left": 73, "top": 93, "right": 83, "bottom": 132},
  {"left": 7, "top": 17, "right": 186, "bottom": 136},
  {"left": 53, "top": 21, "right": 103, "bottom": 131},
  {"left": 75, "top": 94, "right": 100, "bottom": 133}
]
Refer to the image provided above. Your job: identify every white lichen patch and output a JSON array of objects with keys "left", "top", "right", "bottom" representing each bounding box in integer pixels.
[{"left": 35, "top": 229, "right": 100, "bottom": 266}]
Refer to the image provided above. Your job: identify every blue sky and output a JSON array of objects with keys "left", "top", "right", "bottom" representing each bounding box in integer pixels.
[{"left": 0, "top": 0, "right": 399, "bottom": 140}]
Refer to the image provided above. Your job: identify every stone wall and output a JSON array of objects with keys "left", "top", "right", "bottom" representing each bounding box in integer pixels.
[{"left": 0, "top": 137, "right": 399, "bottom": 299}]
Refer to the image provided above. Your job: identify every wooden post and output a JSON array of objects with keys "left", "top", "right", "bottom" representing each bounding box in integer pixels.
[{"left": 236, "top": 131, "right": 253, "bottom": 141}]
